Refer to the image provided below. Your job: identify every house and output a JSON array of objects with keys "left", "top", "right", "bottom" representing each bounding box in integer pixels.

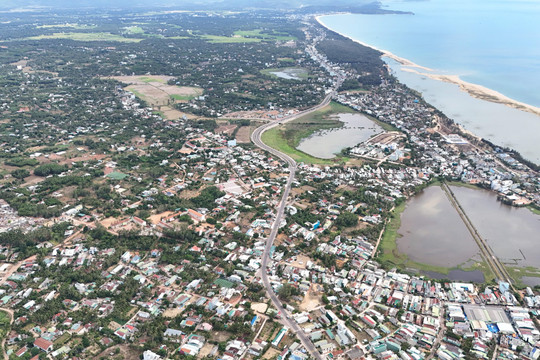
[
  {"left": 187, "top": 209, "right": 205, "bottom": 223},
  {"left": 15, "top": 346, "right": 28, "bottom": 357},
  {"left": 34, "top": 337, "right": 53, "bottom": 352},
  {"left": 143, "top": 350, "right": 162, "bottom": 360}
]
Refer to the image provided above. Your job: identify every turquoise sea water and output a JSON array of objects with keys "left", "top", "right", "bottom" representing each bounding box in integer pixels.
[
  {"left": 319, "top": 0, "right": 540, "bottom": 163},
  {"left": 320, "top": 0, "right": 540, "bottom": 107}
]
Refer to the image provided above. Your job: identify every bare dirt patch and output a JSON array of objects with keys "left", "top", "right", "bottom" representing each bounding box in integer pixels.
[
  {"left": 160, "top": 106, "right": 195, "bottom": 120},
  {"left": 286, "top": 254, "right": 311, "bottom": 270},
  {"left": 21, "top": 176, "right": 45, "bottom": 187},
  {"left": 216, "top": 124, "right": 237, "bottom": 136},
  {"left": 149, "top": 211, "right": 175, "bottom": 225},
  {"left": 110, "top": 75, "right": 202, "bottom": 110},
  {"left": 199, "top": 343, "right": 217, "bottom": 358},
  {"left": 235, "top": 126, "right": 251, "bottom": 143},
  {"left": 178, "top": 189, "right": 200, "bottom": 199},
  {"left": 299, "top": 286, "right": 323, "bottom": 312},
  {"left": 95, "top": 344, "right": 141, "bottom": 360},
  {"left": 251, "top": 302, "right": 268, "bottom": 314},
  {"left": 262, "top": 347, "right": 281, "bottom": 359},
  {"left": 162, "top": 307, "right": 184, "bottom": 318}
]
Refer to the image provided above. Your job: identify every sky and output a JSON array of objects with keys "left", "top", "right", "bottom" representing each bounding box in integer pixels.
[{"left": 0, "top": 0, "right": 377, "bottom": 10}]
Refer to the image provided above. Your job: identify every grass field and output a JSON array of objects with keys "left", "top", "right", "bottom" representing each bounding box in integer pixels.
[
  {"left": 199, "top": 34, "right": 262, "bottom": 43},
  {"left": 170, "top": 94, "right": 198, "bottom": 101},
  {"left": 260, "top": 102, "right": 356, "bottom": 165},
  {"left": 123, "top": 26, "right": 145, "bottom": 35},
  {"left": 506, "top": 266, "right": 540, "bottom": 288},
  {"left": 37, "top": 24, "right": 97, "bottom": 30},
  {"left": 527, "top": 205, "right": 540, "bottom": 216},
  {"left": 234, "top": 29, "right": 296, "bottom": 41},
  {"left": 262, "top": 128, "right": 335, "bottom": 165},
  {"left": 26, "top": 32, "right": 143, "bottom": 42},
  {"left": 197, "top": 29, "right": 296, "bottom": 43},
  {"left": 139, "top": 76, "right": 167, "bottom": 84}
]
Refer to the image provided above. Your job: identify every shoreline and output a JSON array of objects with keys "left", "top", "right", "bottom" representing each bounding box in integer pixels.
[{"left": 315, "top": 15, "right": 540, "bottom": 118}]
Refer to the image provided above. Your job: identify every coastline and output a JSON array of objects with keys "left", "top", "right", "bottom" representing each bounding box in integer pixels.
[{"left": 315, "top": 15, "right": 540, "bottom": 118}]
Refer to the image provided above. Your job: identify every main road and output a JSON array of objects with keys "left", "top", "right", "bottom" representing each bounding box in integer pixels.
[{"left": 250, "top": 92, "right": 334, "bottom": 360}]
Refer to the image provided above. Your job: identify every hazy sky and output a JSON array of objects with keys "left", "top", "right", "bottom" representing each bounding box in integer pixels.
[{"left": 0, "top": 0, "right": 374, "bottom": 10}]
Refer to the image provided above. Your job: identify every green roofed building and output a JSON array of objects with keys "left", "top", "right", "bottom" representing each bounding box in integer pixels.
[
  {"left": 214, "top": 278, "right": 235, "bottom": 289},
  {"left": 106, "top": 171, "right": 128, "bottom": 180}
]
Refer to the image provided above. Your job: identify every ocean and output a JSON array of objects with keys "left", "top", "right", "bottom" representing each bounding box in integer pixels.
[{"left": 319, "top": 0, "right": 540, "bottom": 163}]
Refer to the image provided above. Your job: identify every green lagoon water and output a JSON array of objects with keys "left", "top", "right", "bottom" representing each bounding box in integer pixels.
[{"left": 320, "top": 0, "right": 540, "bottom": 163}]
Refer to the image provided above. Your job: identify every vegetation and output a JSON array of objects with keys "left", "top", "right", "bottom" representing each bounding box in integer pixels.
[
  {"left": 277, "top": 283, "right": 301, "bottom": 301},
  {"left": 0, "top": 310, "right": 10, "bottom": 360},
  {"left": 25, "top": 32, "right": 143, "bottom": 42},
  {"left": 34, "top": 163, "right": 68, "bottom": 177},
  {"left": 316, "top": 31, "right": 384, "bottom": 86},
  {"left": 261, "top": 102, "right": 357, "bottom": 164}
]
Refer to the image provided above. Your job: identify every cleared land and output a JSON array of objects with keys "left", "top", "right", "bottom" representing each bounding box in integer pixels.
[
  {"left": 197, "top": 29, "right": 296, "bottom": 43},
  {"left": 37, "top": 24, "right": 97, "bottom": 30},
  {"left": 110, "top": 75, "right": 202, "bottom": 119},
  {"left": 25, "top": 32, "right": 143, "bottom": 42}
]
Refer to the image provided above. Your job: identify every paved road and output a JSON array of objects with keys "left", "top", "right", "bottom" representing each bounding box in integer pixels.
[{"left": 250, "top": 93, "right": 334, "bottom": 360}]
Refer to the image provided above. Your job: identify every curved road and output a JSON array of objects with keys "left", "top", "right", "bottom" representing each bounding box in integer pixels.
[
  {"left": 250, "top": 93, "right": 334, "bottom": 360},
  {"left": 0, "top": 307, "right": 13, "bottom": 360}
]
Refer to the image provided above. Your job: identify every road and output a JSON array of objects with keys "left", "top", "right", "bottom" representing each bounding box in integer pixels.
[
  {"left": 250, "top": 92, "right": 335, "bottom": 360},
  {"left": 440, "top": 182, "right": 513, "bottom": 285},
  {"left": 0, "top": 307, "right": 13, "bottom": 360}
]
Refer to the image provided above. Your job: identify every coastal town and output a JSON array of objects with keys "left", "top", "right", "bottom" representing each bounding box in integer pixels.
[{"left": 0, "top": 6, "right": 539, "bottom": 360}]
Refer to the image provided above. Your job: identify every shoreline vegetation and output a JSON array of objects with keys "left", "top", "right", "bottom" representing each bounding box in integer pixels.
[
  {"left": 377, "top": 180, "right": 540, "bottom": 286},
  {"left": 377, "top": 182, "right": 495, "bottom": 284},
  {"left": 261, "top": 102, "right": 355, "bottom": 165},
  {"left": 315, "top": 15, "right": 540, "bottom": 118}
]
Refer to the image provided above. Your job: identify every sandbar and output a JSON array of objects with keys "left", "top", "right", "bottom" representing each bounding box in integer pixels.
[{"left": 315, "top": 15, "right": 540, "bottom": 117}]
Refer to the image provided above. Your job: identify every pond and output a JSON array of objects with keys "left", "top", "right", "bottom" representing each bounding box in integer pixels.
[
  {"left": 396, "top": 185, "right": 540, "bottom": 282},
  {"left": 269, "top": 67, "right": 308, "bottom": 80},
  {"left": 296, "top": 113, "right": 383, "bottom": 159}
]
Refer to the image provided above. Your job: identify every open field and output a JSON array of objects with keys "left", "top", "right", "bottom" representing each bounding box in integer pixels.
[
  {"left": 198, "top": 29, "right": 296, "bottom": 43},
  {"left": 110, "top": 75, "right": 203, "bottom": 112},
  {"left": 262, "top": 128, "right": 335, "bottom": 165},
  {"left": 25, "top": 32, "right": 143, "bottom": 42},
  {"left": 200, "top": 34, "right": 262, "bottom": 43},
  {"left": 234, "top": 29, "right": 296, "bottom": 41},
  {"left": 299, "top": 286, "right": 323, "bottom": 312},
  {"left": 37, "top": 23, "right": 97, "bottom": 30}
]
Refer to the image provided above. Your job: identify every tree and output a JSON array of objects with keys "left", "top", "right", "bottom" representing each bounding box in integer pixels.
[
  {"left": 278, "top": 283, "right": 300, "bottom": 301},
  {"left": 335, "top": 212, "right": 358, "bottom": 228},
  {"left": 11, "top": 168, "right": 30, "bottom": 179}
]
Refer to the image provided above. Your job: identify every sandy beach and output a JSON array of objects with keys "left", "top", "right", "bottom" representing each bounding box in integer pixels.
[{"left": 315, "top": 15, "right": 540, "bottom": 117}]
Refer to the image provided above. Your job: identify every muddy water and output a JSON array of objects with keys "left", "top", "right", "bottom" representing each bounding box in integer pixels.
[
  {"left": 297, "top": 113, "right": 382, "bottom": 159},
  {"left": 397, "top": 185, "right": 540, "bottom": 282}
]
